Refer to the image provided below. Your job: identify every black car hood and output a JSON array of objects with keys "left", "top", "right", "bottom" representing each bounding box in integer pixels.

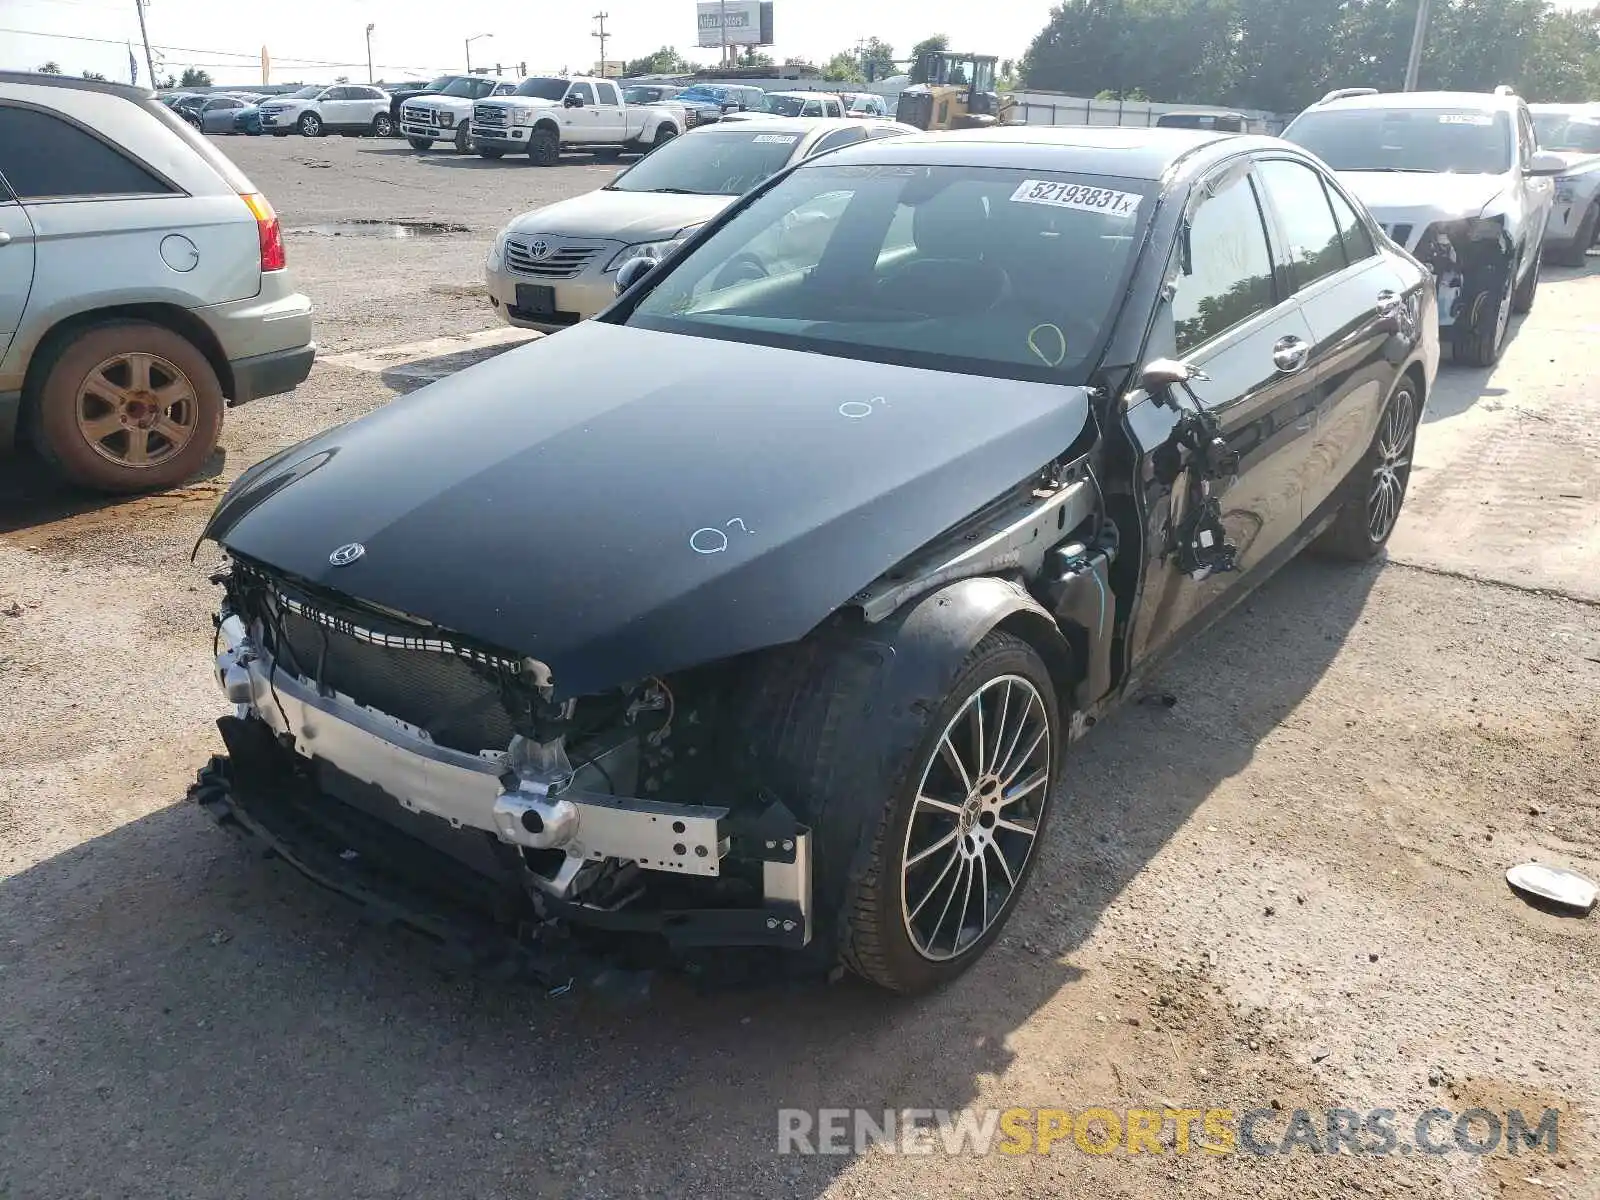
[{"left": 205, "top": 322, "right": 1091, "bottom": 698}]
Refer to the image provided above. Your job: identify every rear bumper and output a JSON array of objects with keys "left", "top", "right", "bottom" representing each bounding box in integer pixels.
[{"left": 229, "top": 342, "right": 315, "bottom": 404}]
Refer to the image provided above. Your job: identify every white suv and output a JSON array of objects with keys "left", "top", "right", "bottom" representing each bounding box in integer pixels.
[
  {"left": 1284, "top": 87, "right": 1562, "bottom": 366},
  {"left": 260, "top": 84, "right": 394, "bottom": 138}
]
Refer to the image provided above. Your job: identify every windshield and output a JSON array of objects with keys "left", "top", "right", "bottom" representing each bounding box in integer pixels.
[
  {"left": 761, "top": 95, "right": 808, "bottom": 117},
  {"left": 281, "top": 86, "right": 322, "bottom": 100},
  {"left": 1284, "top": 106, "right": 1512, "bottom": 174},
  {"left": 625, "top": 87, "right": 667, "bottom": 104},
  {"left": 513, "top": 78, "right": 570, "bottom": 100},
  {"left": 1535, "top": 113, "right": 1600, "bottom": 153},
  {"left": 434, "top": 77, "right": 481, "bottom": 98},
  {"left": 611, "top": 129, "right": 804, "bottom": 196},
  {"left": 678, "top": 88, "right": 725, "bottom": 103},
  {"left": 625, "top": 163, "right": 1153, "bottom": 383}
]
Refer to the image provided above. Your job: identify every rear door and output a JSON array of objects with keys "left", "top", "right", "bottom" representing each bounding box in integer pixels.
[
  {"left": 1124, "top": 157, "right": 1323, "bottom": 665},
  {"left": 202, "top": 97, "right": 240, "bottom": 133},
  {"left": 0, "top": 178, "right": 36, "bottom": 365},
  {"left": 593, "top": 80, "right": 625, "bottom": 141},
  {"left": 1252, "top": 156, "right": 1407, "bottom": 521}
]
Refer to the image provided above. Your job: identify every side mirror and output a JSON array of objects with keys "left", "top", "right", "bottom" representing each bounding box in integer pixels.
[
  {"left": 1529, "top": 150, "right": 1567, "bottom": 176},
  {"left": 614, "top": 256, "right": 656, "bottom": 295},
  {"left": 1138, "top": 358, "right": 1210, "bottom": 405},
  {"left": 565, "top": 94, "right": 584, "bottom": 108}
]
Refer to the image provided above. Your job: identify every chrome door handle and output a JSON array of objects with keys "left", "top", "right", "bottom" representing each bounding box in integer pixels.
[
  {"left": 0, "top": 232, "right": 11, "bottom": 247},
  {"left": 1272, "top": 335, "right": 1310, "bottom": 373}
]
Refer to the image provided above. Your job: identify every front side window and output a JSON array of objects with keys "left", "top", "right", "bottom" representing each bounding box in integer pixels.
[
  {"left": 810, "top": 127, "right": 865, "bottom": 156},
  {"left": 1284, "top": 106, "right": 1512, "bottom": 174},
  {"left": 567, "top": 83, "right": 596, "bottom": 105},
  {"left": 1255, "top": 158, "right": 1348, "bottom": 290},
  {"left": 1170, "top": 172, "right": 1276, "bottom": 353},
  {"left": 626, "top": 163, "right": 1155, "bottom": 382},
  {"left": 0, "top": 106, "right": 173, "bottom": 200},
  {"left": 609, "top": 129, "right": 805, "bottom": 196}
]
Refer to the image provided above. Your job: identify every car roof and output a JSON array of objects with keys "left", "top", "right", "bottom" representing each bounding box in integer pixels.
[
  {"left": 802, "top": 123, "right": 1267, "bottom": 181},
  {"left": 691, "top": 115, "right": 887, "bottom": 134},
  {"left": 0, "top": 70, "right": 152, "bottom": 101},
  {"left": 1312, "top": 89, "right": 1520, "bottom": 114}
]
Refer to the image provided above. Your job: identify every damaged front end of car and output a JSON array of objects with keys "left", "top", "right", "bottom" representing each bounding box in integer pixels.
[
  {"left": 203, "top": 555, "right": 815, "bottom": 966},
  {"left": 1412, "top": 214, "right": 1512, "bottom": 336}
]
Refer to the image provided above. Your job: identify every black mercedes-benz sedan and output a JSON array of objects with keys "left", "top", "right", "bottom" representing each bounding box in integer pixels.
[{"left": 195, "top": 126, "right": 1437, "bottom": 995}]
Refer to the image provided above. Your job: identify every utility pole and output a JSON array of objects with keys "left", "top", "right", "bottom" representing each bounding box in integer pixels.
[
  {"left": 720, "top": 0, "right": 728, "bottom": 67},
  {"left": 134, "top": 0, "right": 156, "bottom": 89},
  {"left": 592, "top": 12, "right": 609, "bottom": 76},
  {"left": 365, "top": 23, "right": 375, "bottom": 85},
  {"left": 1403, "top": 0, "right": 1432, "bottom": 91}
]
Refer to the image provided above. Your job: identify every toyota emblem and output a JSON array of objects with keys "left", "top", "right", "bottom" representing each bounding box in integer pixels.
[
  {"left": 329, "top": 542, "right": 366, "bottom": 567},
  {"left": 527, "top": 239, "right": 551, "bottom": 259}
]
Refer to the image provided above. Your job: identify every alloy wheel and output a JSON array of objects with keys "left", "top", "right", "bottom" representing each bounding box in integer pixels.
[
  {"left": 900, "top": 674, "right": 1051, "bottom": 961},
  {"left": 74, "top": 351, "right": 199, "bottom": 470},
  {"left": 1368, "top": 387, "right": 1416, "bottom": 543}
]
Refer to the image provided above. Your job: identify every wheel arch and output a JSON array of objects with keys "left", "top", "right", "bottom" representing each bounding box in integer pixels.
[
  {"left": 533, "top": 117, "right": 561, "bottom": 135},
  {"left": 19, "top": 303, "right": 234, "bottom": 445}
]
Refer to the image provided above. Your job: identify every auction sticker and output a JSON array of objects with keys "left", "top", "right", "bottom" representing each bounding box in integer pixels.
[
  {"left": 752, "top": 134, "right": 800, "bottom": 143},
  {"left": 1438, "top": 114, "right": 1493, "bottom": 125},
  {"left": 1010, "top": 180, "right": 1142, "bottom": 218}
]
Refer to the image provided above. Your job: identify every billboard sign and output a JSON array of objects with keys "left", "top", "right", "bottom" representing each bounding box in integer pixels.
[{"left": 696, "top": 1, "right": 773, "bottom": 48}]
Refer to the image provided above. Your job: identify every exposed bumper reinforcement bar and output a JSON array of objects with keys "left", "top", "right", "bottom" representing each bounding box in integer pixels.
[{"left": 212, "top": 613, "right": 812, "bottom": 947}]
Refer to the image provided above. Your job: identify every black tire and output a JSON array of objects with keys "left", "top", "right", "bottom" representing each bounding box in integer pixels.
[
  {"left": 477, "top": 148, "right": 505, "bottom": 160},
  {"left": 454, "top": 123, "right": 471, "bottom": 153},
  {"left": 271, "top": 131, "right": 289, "bottom": 138},
  {"left": 1548, "top": 203, "right": 1598, "bottom": 268},
  {"left": 1452, "top": 270, "right": 1511, "bottom": 367},
  {"left": 29, "top": 321, "right": 224, "bottom": 494},
  {"left": 373, "top": 112, "right": 396, "bottom": 138},
  {"left": 651, "top": 124, "right": 679, "bottom": 148},
  {"left": 528, "top": 126, "right": 560, "bottom": 166},
  {"left": 407, "top": 135, "right": 434, "bottom": 151},
  {"left": 1313, "top": 376, "right": 1420, "bottom": 561},
  {"left": 1512, "top": 249, "right": 1540, "bottom": 314},
  {"left": 741, "top": 629, "right": 1061, "bottom": 995},
  {"left": 297, "top": 110, "right": 323, "bottom": 137},
  {"left": 593, "top": 146, "right": 623, "bottom": 161}
]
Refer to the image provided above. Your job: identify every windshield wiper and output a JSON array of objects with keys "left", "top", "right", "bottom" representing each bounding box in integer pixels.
[{"left": 643, "top": 186, "right": 703, "bottom": 194}]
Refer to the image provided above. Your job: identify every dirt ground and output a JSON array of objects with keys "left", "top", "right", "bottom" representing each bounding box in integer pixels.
[{"left": 1, "top": 134, "right": 1597, "bottom": 1200}]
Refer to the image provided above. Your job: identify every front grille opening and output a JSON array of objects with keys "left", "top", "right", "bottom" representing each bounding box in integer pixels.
[{"left": 504, "top": 242, "right": 603, "bottom": 279}]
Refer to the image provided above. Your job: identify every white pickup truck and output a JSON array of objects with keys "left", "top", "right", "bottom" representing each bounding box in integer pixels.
[
  {"left": 400, "top": 75, "right": 517, "bottom": 153},
  {"left": 470, "top": 75, "right": 686, "bottom": 164}
]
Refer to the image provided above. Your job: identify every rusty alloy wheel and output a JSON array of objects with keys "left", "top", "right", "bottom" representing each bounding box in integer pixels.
[{"left": 74, "top": 351, "right": 201, "bottom": 471}]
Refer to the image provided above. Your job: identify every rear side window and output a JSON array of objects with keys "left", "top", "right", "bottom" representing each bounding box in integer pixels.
[
  {"left": 596, "top": 82, "right": 620, "bottom": 105},
  {"left": 1324, "top": 182, "right": 1376, "bottom": 264},
  {"left": 1254, "top": 158, "right": 1347, "bottom": 290},
  {"left": 1171, "top": 172, "right": 1276, "bottom": 353},
  {"left": 810, "top": 127, "right": 865, "bottom": 156},
  {"left": 0, "top": 105, "right": 174, "bottom": 200}
]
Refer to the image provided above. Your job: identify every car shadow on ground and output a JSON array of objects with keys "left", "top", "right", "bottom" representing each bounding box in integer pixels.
[
  {"left": 0, "top": 556, "right": 1380, "bottom": 1195},
  {"left": 0, "top": 446, "right": 227, "bottom": 537}
]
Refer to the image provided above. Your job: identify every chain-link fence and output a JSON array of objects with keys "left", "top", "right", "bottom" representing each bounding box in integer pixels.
[{"left": 1010, "top": 94, "right": 1287, "bottom": 134}]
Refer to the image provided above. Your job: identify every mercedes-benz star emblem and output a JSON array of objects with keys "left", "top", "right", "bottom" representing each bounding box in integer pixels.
[
  {"left": 329, "top": 542, "right": 365, "bottom": 567},
  {"left": 527, "top": 239, "right": 551, "bottom": 259}
]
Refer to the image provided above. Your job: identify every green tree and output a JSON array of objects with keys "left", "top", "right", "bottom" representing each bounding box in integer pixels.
[
  {"left": 37, "top": 61, "right": 62, "bottom": 74},
  {"left": 179, "top": 68, "right": 212, "bottom": 88},
  {"left": 823, "top": 52, "right": 864, "bottom": 83},
  {"left": 908, "top": 34, "right": 949, "bottom": 67},
  {"left": 860, "top": 36, "right": 896, "bottom": 81},
  {"left": 82, "top": 70, "right": 107, "bottom": 80},
  {"left": 738, "top": 49, "right": 775, "bottom": 68},
  {"left": 623, "top": 46, "right": 693, "bottom": 76}
]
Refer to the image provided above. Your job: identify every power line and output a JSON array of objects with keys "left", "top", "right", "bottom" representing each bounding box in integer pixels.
[{"left": 0, "top": 27, "right": 453, "bottom": 72}]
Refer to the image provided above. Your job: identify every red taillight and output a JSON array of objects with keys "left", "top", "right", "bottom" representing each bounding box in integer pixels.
[{"left": 242, "top": 192, "right": 286, "bottom": 272}]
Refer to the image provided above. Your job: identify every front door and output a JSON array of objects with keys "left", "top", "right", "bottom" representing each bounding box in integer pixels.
[
  {"left": 1123, "top": 160, "right": 1323, "bottom": 667},
  {"left": 561, "top": 82, "right": 598, "bottom": 137}
]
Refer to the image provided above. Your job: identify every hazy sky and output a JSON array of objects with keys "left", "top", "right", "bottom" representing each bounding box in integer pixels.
[{"left": 1, "top": 0, "right": 1060, "bottom": 85}]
